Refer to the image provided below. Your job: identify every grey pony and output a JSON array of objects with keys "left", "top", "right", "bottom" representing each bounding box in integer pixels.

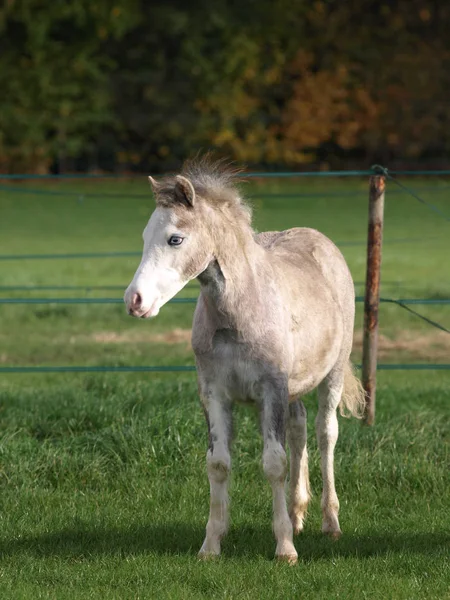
[{"left": 124, "top": 157, "right": 365, "bottom": 563}]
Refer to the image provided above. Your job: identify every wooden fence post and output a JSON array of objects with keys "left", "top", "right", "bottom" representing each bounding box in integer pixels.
[{"left": 362, "top": 174, "right": 386, "bottom": 425}]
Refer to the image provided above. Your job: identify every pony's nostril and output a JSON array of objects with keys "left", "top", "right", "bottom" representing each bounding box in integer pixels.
[{"left": 132, "top": 292, "right": 142, "bottom": 309}]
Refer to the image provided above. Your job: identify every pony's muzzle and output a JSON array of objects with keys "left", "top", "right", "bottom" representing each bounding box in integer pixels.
[{"left": 125, "top": 287, "right": 160, "bottom": 318}]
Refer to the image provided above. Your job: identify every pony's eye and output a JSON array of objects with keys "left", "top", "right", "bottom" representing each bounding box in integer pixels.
[{"left": 168, "top": 235, "right": 184, "bottom": 246}]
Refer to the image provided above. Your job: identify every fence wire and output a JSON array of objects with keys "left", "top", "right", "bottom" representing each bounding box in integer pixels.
[{"left": 1, "top": 167, "right": 449, "bottom": 374}]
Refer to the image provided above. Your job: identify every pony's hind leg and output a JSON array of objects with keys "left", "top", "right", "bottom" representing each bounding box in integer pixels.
[
  {"left": 316, "top": 366, "right": 344, "bottom": 538},
  {"left": 198, "top": 391, "right": 232, "bottom": 559},
  {"left": 287, "top": 399, "right": 310, "bottom": 534},
  {"left": 261, "top": 381, "right": 297, "bottom": 563}
]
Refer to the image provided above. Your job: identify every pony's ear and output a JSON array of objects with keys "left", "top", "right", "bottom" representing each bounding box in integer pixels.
[
  {"left": 174, "top": 175, "right": 195, "bottom": 208},
  {"left": 148, "top": 176, "right": 160, "bottom": 196}
]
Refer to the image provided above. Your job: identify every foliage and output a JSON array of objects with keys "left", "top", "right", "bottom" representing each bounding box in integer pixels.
[
  {"left": 1, "top": 1, "right": 450, "bottom": 171},
  {"left": 0, "top": 0, "right": 139, "bottom": 172}
]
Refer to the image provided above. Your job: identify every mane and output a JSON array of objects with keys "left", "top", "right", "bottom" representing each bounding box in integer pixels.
[
  {"left": 155, "top": 155, "right": 252, "bottom": 224},
  {"left": 182, "top": 155, "right": 243, "bottom": 202}
]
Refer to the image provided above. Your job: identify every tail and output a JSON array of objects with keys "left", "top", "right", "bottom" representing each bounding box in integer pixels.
[{"left": 339, "top": 362, "right": 366, "bottom": 419}]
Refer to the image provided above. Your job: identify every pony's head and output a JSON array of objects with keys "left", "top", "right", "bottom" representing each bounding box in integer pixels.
[{"left": 124, "top": 158, "right": 250, "bottom": 318}]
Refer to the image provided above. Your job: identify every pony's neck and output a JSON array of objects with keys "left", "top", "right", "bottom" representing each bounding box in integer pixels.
[{"left": 197, "top": 227, "right": 265, "bottom": 329}]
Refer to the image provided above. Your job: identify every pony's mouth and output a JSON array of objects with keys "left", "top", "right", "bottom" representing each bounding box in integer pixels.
[{"left": 139, "top": 298, "right": 160, "bottom": 318}]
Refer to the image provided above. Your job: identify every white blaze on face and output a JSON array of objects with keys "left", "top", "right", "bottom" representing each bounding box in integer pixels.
[{"left": 124, "top": 207, "right": 193, "bottom": 318}]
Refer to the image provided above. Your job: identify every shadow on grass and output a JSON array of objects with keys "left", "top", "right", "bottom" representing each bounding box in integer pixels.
[{"left": 0, "top": 523, "right": 448, "bottom": 561}]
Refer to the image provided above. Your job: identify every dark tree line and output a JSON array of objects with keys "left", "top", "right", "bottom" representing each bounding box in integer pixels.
[{"left": 1, "top": 0, "right": 449, "bottom": 172}]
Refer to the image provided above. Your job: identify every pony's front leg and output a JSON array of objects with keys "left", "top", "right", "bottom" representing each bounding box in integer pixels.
[
  {"left": 261, "top": 383, "right": 297, "bottom": 564},
  {"left": 198, "top": 391, "right": 232, "bottom": 559}
]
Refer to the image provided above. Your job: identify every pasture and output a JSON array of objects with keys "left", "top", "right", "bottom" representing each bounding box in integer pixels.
[{"left": 0, "top": 176, "right": 449, "bottom": 598}]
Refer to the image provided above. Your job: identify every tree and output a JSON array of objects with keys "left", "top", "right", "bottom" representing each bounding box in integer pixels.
[
  {"left": 0, "top": 0, "right": 138, "bottom": 172},
  {"left": 1, "top": 0, "right": 449, "bottom": 172}
]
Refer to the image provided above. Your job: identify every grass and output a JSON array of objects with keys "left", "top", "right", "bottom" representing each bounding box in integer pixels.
[
  {"left": 0, "top": 375, "right": 448, "bottom": 598},
  {"left": 0, "top": 176, "right": 449, "bottom": 598}
]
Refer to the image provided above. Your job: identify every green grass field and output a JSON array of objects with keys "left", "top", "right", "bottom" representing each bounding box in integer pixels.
[{"left": 0, "top": 176, "right": 449, "bottom": 598}]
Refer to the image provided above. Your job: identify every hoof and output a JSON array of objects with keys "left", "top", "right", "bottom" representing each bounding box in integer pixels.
[
  {"left": 323, "top": 529, "right": 342, "bottom": 540},
  {"left": 322, "top": 516, "right": 341, "bottom": 540},
  {"left": 198, "top": 537, "right": 221, "bottom": 560},
  {"left": 276, "top": 552, "right": 298, "bottom": 565}
]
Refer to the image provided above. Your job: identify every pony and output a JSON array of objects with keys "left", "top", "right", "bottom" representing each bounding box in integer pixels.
[{"left": 124, "top": 157, "right": 364, "bottom": 563}]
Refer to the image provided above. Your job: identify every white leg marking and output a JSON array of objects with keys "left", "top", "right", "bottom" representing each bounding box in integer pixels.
[
  {"left": 263, "top": 437, "right": 297, "bottom": 563},
  {"left": 316, "top": 376, "right": 343, "bottom": 538},
  {"left": 198, "top": 396, "right": 231, "bottom": 559},
  {"left": 287, "top": 401, "right": 310, "bottom": 534}
]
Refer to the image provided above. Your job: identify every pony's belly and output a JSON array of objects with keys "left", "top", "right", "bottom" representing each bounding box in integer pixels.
[
  {"left": 287, "top": 372, "right": 324, "bottom": 397},
  {"left": 287, "top": 337, "right": 343, "bottom": 397}
]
